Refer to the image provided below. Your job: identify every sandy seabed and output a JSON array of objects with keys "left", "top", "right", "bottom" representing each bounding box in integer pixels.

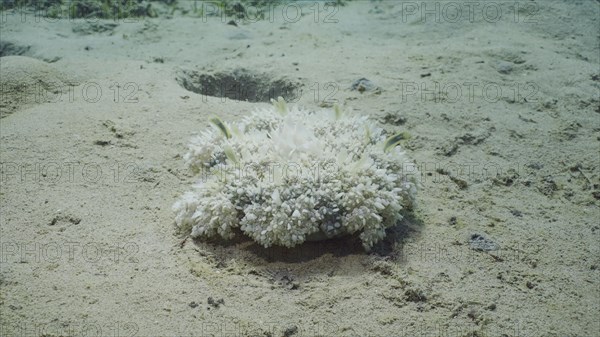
[{"left": 1, "top": 1, "right": 599, "bottom": 336}]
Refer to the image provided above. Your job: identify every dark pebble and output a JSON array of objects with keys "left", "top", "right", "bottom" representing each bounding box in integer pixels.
[
  {"left": 283, "top": 326, "right": 298, "bottom": 337},
  {"left": 469, "top": 233, "right": 499, "bottom": 251},
  {"left": 207, "top": 297, "right": 224, "bottom": 308},
  {"left": 350, "top": 78, "right": 377, "bottom": 93}
]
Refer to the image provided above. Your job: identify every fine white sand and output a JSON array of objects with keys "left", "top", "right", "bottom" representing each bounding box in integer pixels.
[{"left": 1, "top": 1, "right": 599, "bottom": 336}]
